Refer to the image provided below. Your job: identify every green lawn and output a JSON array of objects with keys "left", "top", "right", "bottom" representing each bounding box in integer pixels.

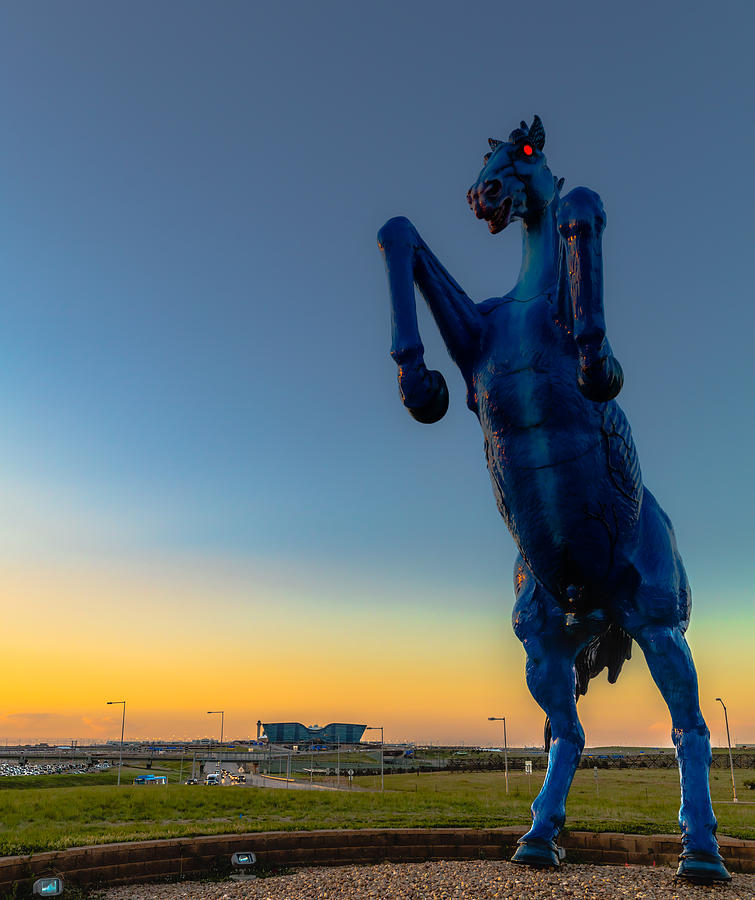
[{"left": 0, "top": 768, "right": 752, "bottom": 857}]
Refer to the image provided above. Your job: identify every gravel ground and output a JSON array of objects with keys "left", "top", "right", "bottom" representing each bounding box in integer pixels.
[{"left": 101, "top": 860, "right": 755, "bottom": 899}]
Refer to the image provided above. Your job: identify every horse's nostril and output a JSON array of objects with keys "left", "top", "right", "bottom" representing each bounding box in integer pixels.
[{"left": 485, "top": 179, "right": 502, "bottom": 197}]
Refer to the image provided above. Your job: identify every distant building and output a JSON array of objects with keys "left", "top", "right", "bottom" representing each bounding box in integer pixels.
[{"left": 262, "top": 722, "right": 366, "bottom": 745}]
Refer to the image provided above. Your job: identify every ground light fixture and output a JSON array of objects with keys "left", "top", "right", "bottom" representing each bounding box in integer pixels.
[
  {"left": 33, "top": 877, "right": 64, "bottom": 896},
  {"left": 230, "top": 851, "right": 257, "bottom": 881}
]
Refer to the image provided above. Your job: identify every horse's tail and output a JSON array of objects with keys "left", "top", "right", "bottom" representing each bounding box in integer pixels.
[{"left": 543, "top": 623, "right": 633, "bottom": 751}]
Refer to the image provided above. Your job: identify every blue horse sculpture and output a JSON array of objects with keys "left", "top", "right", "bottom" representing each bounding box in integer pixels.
[{"left": 377, "top": 115, "right": 731, "bottom": 883}]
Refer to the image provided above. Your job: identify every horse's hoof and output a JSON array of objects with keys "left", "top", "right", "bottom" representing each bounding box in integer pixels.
[
  {"left": 557, "top": 187, "right": 606, "bottom": 235},
  {"left": 676, "top": 852, "right": 732, "bottom": 883},
  {"left": 577, "top": 354, "right": 624, "bottom": 402},
  {"left": 511, "top": 839, "right": 560, "bottom": 868},
  {"left": 406, "top": 369, "right": 449, "bottom": 424}
]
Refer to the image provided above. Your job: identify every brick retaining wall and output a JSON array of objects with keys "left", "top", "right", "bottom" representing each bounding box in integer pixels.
[{"left": 2, "top": 828, "right": 753, "bottom": 894}]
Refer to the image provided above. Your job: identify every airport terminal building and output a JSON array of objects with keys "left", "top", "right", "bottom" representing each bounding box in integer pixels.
[{"left": 262, "top": 722, "right": 366, "bottom": 745}]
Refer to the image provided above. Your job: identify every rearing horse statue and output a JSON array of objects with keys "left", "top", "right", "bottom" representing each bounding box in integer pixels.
[{"left": 377, "top": 115, "right": 731, "bottom": 883}]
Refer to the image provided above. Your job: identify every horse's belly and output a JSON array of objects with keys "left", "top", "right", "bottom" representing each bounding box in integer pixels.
[
  {"left": 477, "top": 362, "right": 602, "bottom": 468},
  {"left": 488, "top": 437, "right": 605, "bottom": 540},
  {"left": 476, "top": 363, "right": 567, "bottom": 433},
  {"left": 473, "top": 323, "right": 644, "bottom": 591},
  {"left": 484, "top": 421, "right": 643, "bottom": 591}
]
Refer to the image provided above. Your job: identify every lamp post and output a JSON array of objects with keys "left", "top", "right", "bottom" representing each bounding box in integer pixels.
[
  {"left": 106, "top": 700, "right": 126, "bottom": 787},
  {"left": 207, "top": 710, "right": 224, "bottom": 777},
  {"left": 365, "top": 726, "right": 384, "bottom": 791},
  {"left": 716, "top": 698, "right": 737, "bottom": 803},
  {"left": 488, "top": 716, "right": 509, "bottom": 794}
]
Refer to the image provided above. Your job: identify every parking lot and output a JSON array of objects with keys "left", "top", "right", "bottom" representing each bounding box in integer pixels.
[{"left": 0, "top": 760, "right": 111, "bottom": 778}]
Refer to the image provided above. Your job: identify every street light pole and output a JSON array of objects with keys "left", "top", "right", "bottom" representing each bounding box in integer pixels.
[
  {"left": 106, "top": 700, "right": 126, "bottom": 787},
  {"left": 365, "top": 726, "right": 384, "bottom": 791},
  {"left": 488, "top": 716, "right": 509, "bottom": 794},
  {"left": 207, "top": 711, "right": 224, "bottom": 777},
  {"left": 716, "top": 698, "right": 737, "bottom": 803},
  {"left": 379, "top": 727, "right": 384, "bottom": 791}
]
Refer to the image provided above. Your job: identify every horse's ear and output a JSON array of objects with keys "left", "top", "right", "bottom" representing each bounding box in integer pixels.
[
  {"left": 529, "top": 115, "right": 545, "bottom": 151},
  {"left": 556, "top": 177, "right": 565, "bottom": 191}
]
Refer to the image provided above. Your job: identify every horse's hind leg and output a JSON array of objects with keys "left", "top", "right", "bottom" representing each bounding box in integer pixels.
[
  {"left": 515, "top": 641, "right": 583, "bottom": 867},
  {"left": 634, "top": 624, "right": 731, "bottom": 882},
  {"left": 511, "top": 569, "right": 586, "bottom": 867}
]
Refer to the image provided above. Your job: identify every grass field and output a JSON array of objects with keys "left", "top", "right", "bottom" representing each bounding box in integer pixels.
[{"left": 0, "top": 767, "right": 752, "bottom": 857}]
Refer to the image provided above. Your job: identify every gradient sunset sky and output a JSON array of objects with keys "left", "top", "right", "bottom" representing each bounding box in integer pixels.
[{"left": 1, "top": 2, "right": 753, "bottom": 748}]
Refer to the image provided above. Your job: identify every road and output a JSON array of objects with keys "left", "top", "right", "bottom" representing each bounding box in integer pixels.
[{"left": 244, "top": 773, "right": 341, "bottom": 791}]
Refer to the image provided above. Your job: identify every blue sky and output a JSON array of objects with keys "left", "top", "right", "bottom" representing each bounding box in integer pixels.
[{"left": 1, "top": 2, "right": 753, "bottom": 743}]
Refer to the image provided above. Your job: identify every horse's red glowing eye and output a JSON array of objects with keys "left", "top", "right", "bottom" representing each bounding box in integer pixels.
[{"left": 523, "top": 144, "right": 534, "bottom": 156}]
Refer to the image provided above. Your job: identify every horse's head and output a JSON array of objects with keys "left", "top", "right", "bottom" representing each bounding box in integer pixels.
[{"left": 467, "top": 115, "right": 561, "bottom": 233}]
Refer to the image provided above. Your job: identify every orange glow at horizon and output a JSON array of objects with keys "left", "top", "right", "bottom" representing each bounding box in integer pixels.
[{"left": 1, "top": 559, "right": 752, "bottom": 749}]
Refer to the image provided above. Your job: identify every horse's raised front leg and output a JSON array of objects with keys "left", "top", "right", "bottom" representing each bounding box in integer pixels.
[
  {"left": 511, "top": 564, "right": 588, "bottom": 867},
  {"left": 634, "top": 624, "right": 731, "bottom": 882},
  {"left": 557, "top": 188, "right": 623, "bottom": 402},
  {"left": 377, "top": 216, "right": 484, "bottom": 423}
]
